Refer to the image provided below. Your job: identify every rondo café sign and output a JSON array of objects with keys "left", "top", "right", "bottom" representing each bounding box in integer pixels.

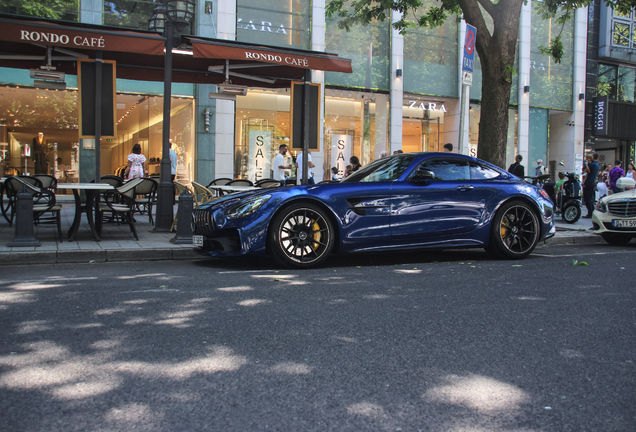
[{"left": 4, "top": 21, "right": 166, "bottom": 55}]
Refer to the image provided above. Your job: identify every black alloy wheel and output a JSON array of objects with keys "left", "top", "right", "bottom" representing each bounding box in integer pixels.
[
  {"left": 269, "top": 202, "right": 335, "bottom": 268},
  {"left": 487, "top": 200, "right": 540, "bottom": 259},
  {"left": 601, "top": 233, "right": 633, "bottom": 245},
  {"left": 562, "top": 203, "right": 581, "bottom": 223}
]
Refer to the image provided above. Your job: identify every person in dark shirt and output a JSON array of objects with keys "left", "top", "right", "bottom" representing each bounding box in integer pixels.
[
  {"left": 582, "top": 153, "right": 600, "bottom": 218},
  {"left": 508, "top": 154, "right": 525, "bottom": 178}
]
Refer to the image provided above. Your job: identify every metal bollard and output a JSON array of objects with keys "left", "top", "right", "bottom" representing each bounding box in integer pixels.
[
  {"left": 9, "top": 183, "right": 40, "bottom": 247},
  {"left": 170, "top": 186, "right": 194, "bottom": 244}
]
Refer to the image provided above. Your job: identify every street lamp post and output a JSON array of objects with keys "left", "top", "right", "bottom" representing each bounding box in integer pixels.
[{"left": 149, "top": 0, "right": 195, "bottom": 232}]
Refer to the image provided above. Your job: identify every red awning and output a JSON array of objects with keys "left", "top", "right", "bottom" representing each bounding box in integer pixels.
[
  {"left": 0, "top": 15, "right": 165, "bottom": 56},
  {"left": 189, "top": 38, "right": 352, "bottom": 74},
  {"left": 0, "top": 13, "right": 351, "bottom": 88}
]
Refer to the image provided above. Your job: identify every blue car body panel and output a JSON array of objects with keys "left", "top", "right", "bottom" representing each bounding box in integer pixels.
[{"left": 193, "top": 153, "right": 554, "bottom": 259}]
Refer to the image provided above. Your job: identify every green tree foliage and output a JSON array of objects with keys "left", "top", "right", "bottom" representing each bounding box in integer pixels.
[
  {"left": 325, "top": 0, "right": 636, "bottom": 167},
  {"left": 0, "top": 0, "right": 77, "bottom": 20}
]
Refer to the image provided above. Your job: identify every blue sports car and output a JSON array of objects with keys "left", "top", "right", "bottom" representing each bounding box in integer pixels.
[{"left": 192, "top": 152, "right": 555, "bottom": 268}]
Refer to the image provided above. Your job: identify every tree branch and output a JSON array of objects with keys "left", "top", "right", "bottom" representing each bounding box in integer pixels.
[{"left": 475, "top": 0, "right": 496, "bottom": 18}]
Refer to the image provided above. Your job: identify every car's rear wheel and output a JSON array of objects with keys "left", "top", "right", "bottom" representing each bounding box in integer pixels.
[
  {"left": 269, "top": 202, "right": 335, "bottom": 268},
  {"left": 562, "top": 203, "right": 581, "bottom": 223},
  {"left": 487, "top": 200, "right": 540, "bottom": 259},
  {"left": 601, "top": 233, "right": 632, "bottom": 245}
]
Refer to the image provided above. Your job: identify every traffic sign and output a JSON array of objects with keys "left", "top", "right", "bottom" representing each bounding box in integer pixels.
[
  {"left": 462, "top": 71, "right": 473, "bottom": 86},
  {"left": 462, "top": 24, "right": 477, "bottom": 73}
]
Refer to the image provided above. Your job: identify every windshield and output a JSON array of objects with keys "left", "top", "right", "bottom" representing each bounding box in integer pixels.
[{"left": 343, "top": 155, "right": 415, "bottom": 183}]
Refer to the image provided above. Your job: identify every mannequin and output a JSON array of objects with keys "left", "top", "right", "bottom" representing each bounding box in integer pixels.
[{"left": 32, "top": 132, "right": 49, "bottom": 174}]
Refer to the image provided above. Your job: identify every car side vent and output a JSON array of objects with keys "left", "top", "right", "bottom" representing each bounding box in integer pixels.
[
  {"left": 608, "top": 199, "right": 636, "bottom": 217},
  {"left": 193, "top": 209, "right": 215, "bottom": 234}
]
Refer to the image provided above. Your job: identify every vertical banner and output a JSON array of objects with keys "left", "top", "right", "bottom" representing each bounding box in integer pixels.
[
  {"left": 248, "top": 129, "right": 271, "bottom": 182},
  {"left": 331, "top": 134, "right": 352, "bottom": 177}
]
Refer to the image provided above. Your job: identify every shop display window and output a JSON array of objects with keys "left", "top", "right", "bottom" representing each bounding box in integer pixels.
[
  {"left": 0, "top": 87, "right": 80, "bottom": 182},
  {"left": 324, "top": 90, "right": 388, "bottom": 179},
  {"left": 402, "top": 96, "right": 446, "bottom": 153},
  {"left": 0, "top": 86, "right": 194, "bottom": 187},
  {"left": 234, "top": 89, "right": 292, "bottom": 181}
]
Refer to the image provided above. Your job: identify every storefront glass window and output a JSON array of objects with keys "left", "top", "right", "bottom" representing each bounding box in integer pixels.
[
  {"left": 528, "top": 107, "right": 548, "bottom": 169},
  {"left": 530, "top": 5, "right": 573, "bottom": 111},
  {"left": 0, "top": 0, "right": 78, "bottom": 21},
  {"left": 324, "top": 90, "right": 389, "bottom": 179},
  {"left": 402, "top": 96, "right": 446, "bottom": 152},
  {"left": 236, "top": 0, "right": 310, "bottom": 49},
  {"left": 234, "top": 89, "right": 291, "bottom": 181},
  {"left": 402, "top": 4, "right": 458, "bottom": 98},
  {"left": 325, "top": 6, "right": 390, "bottom": 90},
  {"left": 598, "top": 64, "right": 618, "bottom": 99},
  {"left": 617, "top": 66, "right": 636, "bottom": 102},
  {"left": 104, "top": 0, "right": 193, "bottom": 32},
  {"left": 0, "top": 87, "right": 80, "bottom": 179},
  {"left": 0, "top": 86, "right": 194, "bottom": 185},
  {"left": 469, "top": 105, "right": 518, "bottom": 167},
  {"left": 113, "top": 94, "right": 194, "bottom": 182}
]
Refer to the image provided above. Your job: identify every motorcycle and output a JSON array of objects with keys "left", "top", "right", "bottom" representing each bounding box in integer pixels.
[{"left": 548, "top": 162, "right": 582, "bottom": 224}]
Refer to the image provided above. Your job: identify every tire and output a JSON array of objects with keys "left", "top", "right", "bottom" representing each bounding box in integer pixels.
[
  {"left": 601, "top": 233, "right": 632, "bottom": 245},
  {"left": 269, "top": 202, "right": 335, "bottom": 268},
  {"left": 562, "top": 203, "right": 581, "bottom": 224},
  {"left": 487, "top": 200, "right": 540, "bottom": 259}
]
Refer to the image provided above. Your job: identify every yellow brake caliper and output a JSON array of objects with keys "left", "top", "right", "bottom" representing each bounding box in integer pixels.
[{"left": 312, "top": 220, "right": 321, "bottom": 250}]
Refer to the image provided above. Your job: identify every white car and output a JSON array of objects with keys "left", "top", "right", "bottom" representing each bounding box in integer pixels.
[{"left": 592, "top": 177, "right": 636, "bottom": 245}]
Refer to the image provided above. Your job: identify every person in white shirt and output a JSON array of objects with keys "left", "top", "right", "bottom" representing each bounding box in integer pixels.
[
  {"left": 169, "top": 140, "right": 178, "bottom": 181},
  {"left": 296, "top": 151, "right": 316, "bottom": 184},
  {"left": 273, "top": 144, "right": 292, "bottom": 181}
]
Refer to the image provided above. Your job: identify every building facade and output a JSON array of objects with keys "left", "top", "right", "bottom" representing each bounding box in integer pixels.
[{"left": 0, "top": 0, "right": 588, "bottom": 185}]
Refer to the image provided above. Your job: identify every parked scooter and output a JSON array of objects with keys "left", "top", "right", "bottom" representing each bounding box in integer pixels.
[{"left": 550, "top": 161, "right": 582, "bottom": 223}]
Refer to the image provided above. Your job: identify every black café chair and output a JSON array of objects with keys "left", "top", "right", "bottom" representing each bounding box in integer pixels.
[
  {"left": 207, "top": 177, "right": 232, "bottom": 187},
  {"left": 33, "top": 174, "right": 58, "bottom": 193},
  {"left": 255, "top": 178, "right": 282, "bottom": 188},
  {"left": 97, "top": 177, "right": 143, "bottom": 240},
  {"left": 3, "top": 176, "right": 63, "bottom": 241},
  {"left": 227, "top": 179, "right": 254, "bottom": 187},
  {"left": 133, "top": 177, "right": 158, "bottom": 224}
]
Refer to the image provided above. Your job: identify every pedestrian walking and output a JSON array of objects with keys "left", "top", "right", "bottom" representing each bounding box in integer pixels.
[
  {"left": 609, "top": 160, "right": 625, "bottom": 194},
  {"left": 508, "top": 155, "right": 525, "bottom": 178},
  {"left": 124, "top": 143, "right": 148, "bottom": 180},
  {"left": 582, "top": 153, "right": 599, "bottom": 218}
]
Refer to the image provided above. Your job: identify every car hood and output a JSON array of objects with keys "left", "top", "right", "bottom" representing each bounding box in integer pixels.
[{"left": 602, "top": 189, "right": 636, "bottom": 203}]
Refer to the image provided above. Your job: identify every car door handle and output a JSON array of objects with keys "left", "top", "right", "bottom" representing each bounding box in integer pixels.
[{"left": 456, "top": 185, "right": 474, "bottom": 192}]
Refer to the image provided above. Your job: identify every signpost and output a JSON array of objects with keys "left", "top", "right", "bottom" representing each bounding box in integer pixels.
[{"left": 459, "top": 24, "right": 476, "bottom": 155}]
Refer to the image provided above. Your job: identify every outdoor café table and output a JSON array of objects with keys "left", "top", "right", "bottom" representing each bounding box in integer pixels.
[
  {"left": 56, "top": 183, "right": 114, "bottom": 241},
  {"left": 207, "top": 184, "right": 257, "bottom": 196}
]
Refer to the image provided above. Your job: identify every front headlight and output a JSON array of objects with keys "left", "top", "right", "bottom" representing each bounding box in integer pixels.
[
  {"left": 226, "top": 194, "right": 272, "bottom": 219},
  {"left": 595, "top": 199, "right": 607, "bottom": 213}
]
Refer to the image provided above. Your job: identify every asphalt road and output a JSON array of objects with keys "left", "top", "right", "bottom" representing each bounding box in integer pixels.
[{"left": 1, "top": 243, "right": 635, "bottom": 432}]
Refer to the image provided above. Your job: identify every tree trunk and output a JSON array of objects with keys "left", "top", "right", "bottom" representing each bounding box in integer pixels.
[{"left": 459, "top": 0, "right": 524, "bottom": 169}]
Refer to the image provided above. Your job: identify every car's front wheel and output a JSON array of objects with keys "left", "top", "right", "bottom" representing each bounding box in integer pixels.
[
  {"left": 269, "top": 202, "right": 335, "bottom": 268},
  {"left": 487, "top": 200, "right": 540, "bottom": 259},
  {"left": 601, "top": 233, "right": 632, "bottom": 245}
]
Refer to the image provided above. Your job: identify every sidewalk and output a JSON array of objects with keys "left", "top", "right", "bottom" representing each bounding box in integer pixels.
[
  {"left": 0, "top": 200, "right": 199, "bottom": 265},
  {"left": 0, "top": 202, "right": 602, "bottom": 265}
]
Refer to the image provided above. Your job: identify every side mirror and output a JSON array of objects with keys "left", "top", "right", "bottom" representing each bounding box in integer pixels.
[{"left": 412, "top": 167, "right": 435, "bottom": 181}]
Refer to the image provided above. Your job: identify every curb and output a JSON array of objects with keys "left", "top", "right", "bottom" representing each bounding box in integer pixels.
[
  {"left": 1, "top": 234, "right": 603, "bottom": 265},
  {"left": 0, "top": 248, "right": 203, "bottom": 265}
]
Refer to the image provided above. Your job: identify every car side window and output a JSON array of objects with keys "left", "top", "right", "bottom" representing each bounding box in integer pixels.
[
  {"left": 470, "top": 162, "right": 501, "bottom": 180},
  {"left": 415, "top": 159, "right": 470, "bottom": 181}
]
